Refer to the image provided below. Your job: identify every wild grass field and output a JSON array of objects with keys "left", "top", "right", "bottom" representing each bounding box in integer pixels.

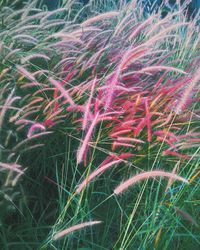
[{"left": 0, "top": 0, "right": 199, "bottom": 249}]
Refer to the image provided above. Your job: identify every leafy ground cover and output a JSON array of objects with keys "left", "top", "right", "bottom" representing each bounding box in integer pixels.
[{"left": 0, "top": 0, "right": 199, "bottom": 249}]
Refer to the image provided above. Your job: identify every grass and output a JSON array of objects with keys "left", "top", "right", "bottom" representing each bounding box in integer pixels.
[{"left": 0, "top": 0, "right": 200, "bottom": 249}]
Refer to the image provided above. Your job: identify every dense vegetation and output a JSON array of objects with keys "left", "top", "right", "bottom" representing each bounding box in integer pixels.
[{"left": 0, "top": 0, "right": 199, "bottom": 249}]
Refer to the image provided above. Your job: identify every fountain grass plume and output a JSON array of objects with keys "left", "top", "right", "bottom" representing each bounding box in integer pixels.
[
  {"left": 114, "top": 170, "right": 188, "bottom": 195},
  {"left": 53, "top": 221, "right": 102, "bottom": 240}
]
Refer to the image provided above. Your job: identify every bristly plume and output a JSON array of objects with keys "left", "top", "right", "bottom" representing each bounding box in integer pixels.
[
  {"left": 16, "top": 65, "right": 36, "bottom": 82},
  {"left": 80, "top": 11, "right": 119, "bottom": 27},
  {"left": 82, "top": 77, "right": 97, "bottom": 130},
  {"left": 0, "top": 162, "right": 24, "bottom": 174},
  {"left": 174, "top": 67, "right": 200, "bottom": 114},
  {"left": 174, "top": 206, "right": 199, "bottom": 227},
  {"left": 77, "top": 112, "right": 99, "bottom": 164},
  {"left": 49, "top": 77, "right": 75, "bottom": 107},
  {"left": 27, "top": 123, "right": 46, "bottom": 138},
  {"left": 76, "top": 159, "right": 122, "bottom": 193},
  {"left": 114, "top": 170, "right": 188, "bottom": 195},
  {"left": 53, "top": 221, "right": 102, "bottom": 240}
]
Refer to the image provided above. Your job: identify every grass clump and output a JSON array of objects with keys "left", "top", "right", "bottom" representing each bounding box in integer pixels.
[{"left": 0, "top": 0, "right": 200, "bottom": 249}]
